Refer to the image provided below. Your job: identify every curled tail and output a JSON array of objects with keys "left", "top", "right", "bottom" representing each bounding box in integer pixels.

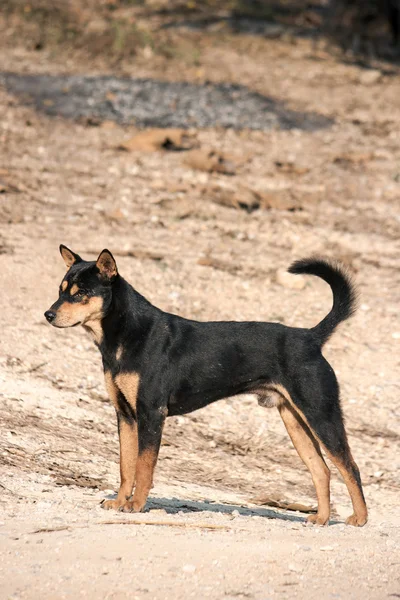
[{"left": 288, "top": 257, "right": 358, "bottom": 346}]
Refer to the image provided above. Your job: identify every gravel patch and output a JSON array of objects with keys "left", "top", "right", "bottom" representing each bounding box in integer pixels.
[{"left": 1, "top": 73, "right": 333, "bottom": 131}]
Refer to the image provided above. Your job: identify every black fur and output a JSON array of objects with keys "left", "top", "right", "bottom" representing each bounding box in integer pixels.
[
  {"left": 45, "top": 250, "right": 367, "bottom": 523},
  {"left": 288, "top": 257, "right": 357, "bottom": 346}
]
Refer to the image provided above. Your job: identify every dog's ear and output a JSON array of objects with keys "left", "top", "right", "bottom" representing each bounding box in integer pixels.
[
  {"left": 96, "top": 249, "right": 118, "bottom": 280},
  {"left": 60, "top": 245, "right": 82, "bottom": 268}
]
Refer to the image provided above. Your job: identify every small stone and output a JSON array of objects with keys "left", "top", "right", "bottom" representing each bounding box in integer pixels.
[
  {"left": 358, "top": 70, "right": 381, "bottom": 85},
  {"left": 182, "top": 564, "right": 196, "bottom": 573}
]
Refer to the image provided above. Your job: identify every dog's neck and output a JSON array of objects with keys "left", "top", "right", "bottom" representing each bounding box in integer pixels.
[
  {"left": 82, "top": 320, "right": 104, "bottom": 345},
  {"left": 85, "top": 275, "right": 160, "bottom": 363}
]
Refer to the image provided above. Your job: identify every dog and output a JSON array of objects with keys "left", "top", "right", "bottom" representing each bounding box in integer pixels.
[{"left": 45, "top": 245, "right": 368, "bottom": 526}]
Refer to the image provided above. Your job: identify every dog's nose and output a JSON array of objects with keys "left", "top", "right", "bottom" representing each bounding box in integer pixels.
[{"left": 44, "top": 310, "right": 56, "bottom": 323}]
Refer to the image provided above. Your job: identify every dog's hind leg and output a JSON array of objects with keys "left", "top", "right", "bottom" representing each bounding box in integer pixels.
[
  {"left": 278, "top": 400, "right": 331, "bottom": 525},
  {"left": 324, "top": 447, "right": 367, "bottom": 526},
  {"left": 287, "top": 364, "right": 368, "bottom": 527}
]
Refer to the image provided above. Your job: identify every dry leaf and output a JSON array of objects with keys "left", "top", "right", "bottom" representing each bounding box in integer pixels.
[
  {"left": 333, "top": 152, "right": 373, "bottom": 166},
  {"left": 52, "top": 474, "right": 108, "bottom": 489},
  {"left": 82, "top": 248, "right": 164, "bottom": 261},
  {"left": 205, "top": 184, "right": 301, "bottom": 212},
  {"left": 205, "top": 184, "right": 259, "bottom": 212},
  {"left": 184, "top": 149, "right": 236, "bottom": 175},
  {"left": 198, "top": 255, "right": 241, "bottom": 276},
  {"left": 0, "top": 176, "right": 21, "bottom": 194},
  {"left": 117, "top": 129, "right": 195, "bottom": 152},
  {"left": 274, "top": 161, "right": 310, "bottom": 176}
]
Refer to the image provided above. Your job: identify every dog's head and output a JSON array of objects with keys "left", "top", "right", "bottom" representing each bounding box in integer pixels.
[{"left": 44, "top": 245, "right": 118, "bottom": 329}]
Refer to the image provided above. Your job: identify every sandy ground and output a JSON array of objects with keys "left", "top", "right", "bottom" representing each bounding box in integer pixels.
[{"left": 1, "top": 29, "right": 400, "bottom": 600}]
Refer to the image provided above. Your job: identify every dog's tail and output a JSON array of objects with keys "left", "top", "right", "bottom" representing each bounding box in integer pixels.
[{"left": 288, "top": 257, "right": 358, "bottom": 346}]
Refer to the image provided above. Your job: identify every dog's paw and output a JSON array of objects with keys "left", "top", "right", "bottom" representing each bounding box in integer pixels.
[
  {"left": 118, "top": 499, "right": 146, "bottom": 513},
  {"left": 345, "top": 513, "right": 368, "bottom": 527},
  {"left": 306, "top": 513, "right": 329, "bottom": 526},
  {"left": 101, "top": 498, "right": 126, "bottom": 511}
]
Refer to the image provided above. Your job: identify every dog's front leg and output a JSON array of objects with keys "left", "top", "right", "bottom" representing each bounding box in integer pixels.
[
  {"left": 102, "top": 413, "right": 138, "bottom": 510},
  {"left": 102, "top": 372, "right": 138, "bottom": 511},
  {"left": 119, "top": 403, "right": 166, "bottom": 513}
]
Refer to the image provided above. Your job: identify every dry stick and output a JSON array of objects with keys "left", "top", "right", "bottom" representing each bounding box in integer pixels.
[
  {"left": 25, "top": 361, "right": 48, "bottom": 374},
  {"left": 31, "top": 526, "right": 72, "bottom": 534},
  {"left": 28, "top": 521, "right": 231, "bottom": 535},
  {"left": 0, "top": 481, "right": 30, "bottom": 499},
  {"left": 82, "top": 248, "right": 164, "bottom": 261},
  {"left": 97, "top": 519, "right": 231, "bottom": 530}
]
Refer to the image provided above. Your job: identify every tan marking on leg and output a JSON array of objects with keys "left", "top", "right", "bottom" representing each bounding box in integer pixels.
[
  {"left": 278, "top": 400, "right": 331, "bottom": 526},
  {"left": 81, "top": 297, "right": 105, "bottom": 344},
  {"left": 115, "top": 372, "right": 140, "bottom": 411},
  {"left": 104, "top": 371, "right": 118, "bottom": 409},
  {"left": 102, "top": 371, "right": 138, "bottom": 511},
  {"left": 53, "top": 296, "right": 104, "bottom": 340},
  {"left": 284, "top": 393, "right": 368, "bottom": 527},
  {"left": 121, "top": 448, "right": 158, "bottom": 513},
  {"left": 102, "top": 420, "right": 138, "bottom": 511},
  {"left": 61, "top": 281, "right": 68, "bottom": 292},
  {"left": 70, "top": 283, "right": 79, "bottom": 295},
  {"left": 324, "top": 451, "right": 368, "bottom": 527},
  {"left": 116, "top": 345, "right": 123, "bottom": 362}
]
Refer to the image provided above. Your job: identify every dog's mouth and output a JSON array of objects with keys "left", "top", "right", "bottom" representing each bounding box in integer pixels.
[{"left": 52, "top": 321, "right": 81, "bottom": 328}]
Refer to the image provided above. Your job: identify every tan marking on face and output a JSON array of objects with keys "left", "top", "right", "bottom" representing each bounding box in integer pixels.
[
  {"left": 70, "top": 283, "right": 79, "bottom": 296},
  {"left": 116, "top": 345, "right": 123, "bottom": 362},
  {"left": 52, "top": 296, "right": 104, "bottom": 344},
  {"left": 115, "top": 372, "right": 140, "bottom": 412},
  {"left": 61, "top": 281, "right": 68, "bottom": 292}
]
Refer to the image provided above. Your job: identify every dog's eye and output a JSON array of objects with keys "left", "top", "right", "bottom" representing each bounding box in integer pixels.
[{"left": 75, "top": 289, "right": 87, "bottom": 298}]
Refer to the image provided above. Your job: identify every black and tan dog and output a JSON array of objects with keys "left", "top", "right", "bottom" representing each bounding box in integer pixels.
[{"left": 45, "top": 245, "right": 368, "bottom": 526}]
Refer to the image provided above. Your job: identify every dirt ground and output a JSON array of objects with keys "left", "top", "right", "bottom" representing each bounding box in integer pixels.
[{"left": 0, "top": 15, "right": 400, "bottom": 600}]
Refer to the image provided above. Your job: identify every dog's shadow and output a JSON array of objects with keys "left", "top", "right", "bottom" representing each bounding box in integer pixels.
[
  {"left": 144, "top": 496, "right": 307, "bottom": 523},
  {"left": 102, "top": 493, "right": 343, "bottom": 525}
]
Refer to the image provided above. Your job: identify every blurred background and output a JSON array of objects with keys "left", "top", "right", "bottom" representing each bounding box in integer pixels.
[
  {"left": 0, "top": 2, "right": 399, "bottom": 595},
  {"left": 1, "top": 0, "right": 400, "bottom": 63}
]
